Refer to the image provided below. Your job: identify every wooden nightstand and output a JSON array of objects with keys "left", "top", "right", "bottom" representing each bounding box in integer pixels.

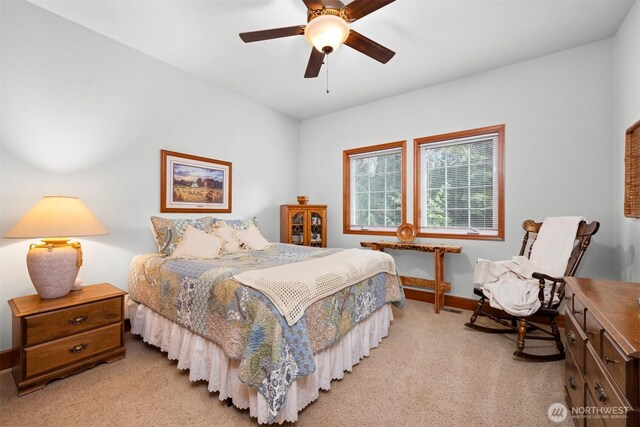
[{"left": 8, "top": 283, "right": 126, "bottom": 395}]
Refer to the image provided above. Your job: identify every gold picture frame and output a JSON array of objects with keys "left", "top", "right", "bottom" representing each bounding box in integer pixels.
[{"left": 160, "top": 150, "right": 232, "bottom": 213}]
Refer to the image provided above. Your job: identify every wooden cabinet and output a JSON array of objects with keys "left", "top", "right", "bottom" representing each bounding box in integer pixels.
[
  {"left": 564, "top": 277, "right": 639, "bottom": 427},
  {"left": 9, "top": 283, "right": 126, "bottom": 395},
  {"left": 280, "top": 204, "right": 327, "bottom": 247}
]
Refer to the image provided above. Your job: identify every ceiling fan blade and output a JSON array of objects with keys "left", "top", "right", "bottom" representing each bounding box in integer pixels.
[
  {"left": 344, "top": 30, "right": 395, "bottom": 64},
  {"left": 304, "top": 48, "right": 325, "bottom": 78},
  {"left": 239, "top": 25, "right": 305, "bottom": 43},
  {"left": 302, "top": 0, "right": 325, "bottom": 10},
  {"left": 324, "top": 0, "right": 345, "bottom": 9},
  {"left": 342, "top": 0, "right": 395, "bottom": 22}
]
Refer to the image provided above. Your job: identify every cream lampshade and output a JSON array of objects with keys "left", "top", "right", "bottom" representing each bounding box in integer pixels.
[{"left": 3, "top": 196, "right": 108, "bottom": 299}]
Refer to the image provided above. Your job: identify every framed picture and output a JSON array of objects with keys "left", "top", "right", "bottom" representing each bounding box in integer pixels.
[
  {"left": 625, "top": 119, "right": 640, "bottom": 218},
  {"left": 161, "top": 150, "right": 232, "bottom": 213}
]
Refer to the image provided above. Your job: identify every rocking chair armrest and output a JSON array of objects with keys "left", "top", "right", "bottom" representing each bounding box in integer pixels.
[
  {"left": 531, "top": 272, "right": 564, "bottom": 284},
  {"left": 532, "top": 272, "right": 565, "bottom": 306}
]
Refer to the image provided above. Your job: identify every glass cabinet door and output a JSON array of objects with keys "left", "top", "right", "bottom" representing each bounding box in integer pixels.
[
  {"left": 309, "top": 211, "right": 324, "bottom": 247},
  {"left": 281, "top": 205, "right": 326, "bottom": 247},
  {"left": 290, "top": 211, "right": 305, "bottom": 245}
]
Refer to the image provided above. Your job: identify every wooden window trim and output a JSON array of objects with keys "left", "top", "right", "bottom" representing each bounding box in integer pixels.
[
  {"left": 413, "top": 125, "right": 505, "bottom": 241},
  {"left": 343, "top": 140, "right": 407, "bottom": 236}
]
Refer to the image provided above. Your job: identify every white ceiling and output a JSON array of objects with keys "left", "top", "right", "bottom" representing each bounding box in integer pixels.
[{"left": 30, "top": 0, "right": 635, "bottom": 120}]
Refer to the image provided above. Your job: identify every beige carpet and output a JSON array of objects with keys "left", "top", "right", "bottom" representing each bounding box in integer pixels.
[{"left": 0, "top": 300, "right": 571, "bottom": 426}]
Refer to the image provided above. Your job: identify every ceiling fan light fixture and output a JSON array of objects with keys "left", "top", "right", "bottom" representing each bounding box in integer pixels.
[
  {"left": 239, "top": 0, "right": 396, "bottom": 78},
  {"left": 304, "top": 15, "right": 349, "bottom": 54}
]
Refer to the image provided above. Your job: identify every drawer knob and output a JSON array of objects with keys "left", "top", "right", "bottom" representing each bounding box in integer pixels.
[
  {"left": 594, "top": 383, "right": 607, "bottom": 404},
  {"left": 567, "top": 330, "right": 576, "bottom": 344},
  {"left": 568, "top": 376, "right": 577, "bottom": 390},
  {"left": 604, "top": 356, "right": 619, "bottom": 365},
  {"left": 69, "top": 315, "right": 88, "bottom": 325},
  {"left": 68, "top": 343, "right": 88, "bottom": 354}
]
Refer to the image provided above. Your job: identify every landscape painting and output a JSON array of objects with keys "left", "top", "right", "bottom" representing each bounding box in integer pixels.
[
  {"left": 161, "top": 150, "right": 232, "bottom": 213},
  {"left": 172, "top": 163, "right": 224, "bottom": 204}
]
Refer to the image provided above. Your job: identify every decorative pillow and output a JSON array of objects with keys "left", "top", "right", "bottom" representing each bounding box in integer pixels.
[
  {"left": 236, "top": 224, "right": 271, "bottom": 250},
  {"left": 169, "top": 225, "right": 223, "bottom": 259},
  {"left": 150, "top": 216, "right": 213, "bottom": 255},
  {"left": 210, "top": 217, "right": 259, "bottom": 231},
  {"left": 210, "top": 223, "right": 243, "bottom": 254}
]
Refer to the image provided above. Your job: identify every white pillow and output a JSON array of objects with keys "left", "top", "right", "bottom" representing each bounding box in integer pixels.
[
  {"left": 210, "top": 223, "right": 243, "bottom": 253},
  {"left": 169, "top": 225, "right": 223, "bottom": 259},
  {"left": 237, "top": 224, "right": 271, "bottom": 250}
]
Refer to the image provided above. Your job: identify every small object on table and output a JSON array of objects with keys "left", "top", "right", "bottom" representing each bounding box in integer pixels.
[
  {"left": 396, "top": 223, "right": 417, "bottom": 243},
  {"left": 8, "top": 283, "right": 126, "bottom": 396},
  {"left": 71, "top": 278, "right": 84, "bottom": 291},
  {"left": 360, "top": 241, "right": 462, "bottom": 314}
]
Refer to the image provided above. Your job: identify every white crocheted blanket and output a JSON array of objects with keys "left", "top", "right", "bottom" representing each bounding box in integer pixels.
[{"left": 233, "top": 248, "right": 397, "bottom": 326}]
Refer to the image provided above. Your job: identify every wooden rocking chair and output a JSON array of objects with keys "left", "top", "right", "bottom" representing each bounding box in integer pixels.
[{"left": 464, "top": 219, "right": 600, "bottom": 361}]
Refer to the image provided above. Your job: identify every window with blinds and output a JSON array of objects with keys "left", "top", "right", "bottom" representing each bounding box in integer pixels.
[
  {"left": 415, "top": 125, "right": 504, "bottom": 240},
  {"left": 343, "top": 141, "right": 406, "bottom": 235}
]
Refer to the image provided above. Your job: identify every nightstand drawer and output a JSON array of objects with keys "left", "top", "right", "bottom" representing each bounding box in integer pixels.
[
  {"left": 25, "top": 298, "right": 122, "bottom": 346},
  {"left": 24, "top": 323, "right": 122, "bottom": 378}
]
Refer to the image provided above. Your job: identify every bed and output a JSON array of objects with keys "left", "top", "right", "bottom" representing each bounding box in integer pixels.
[{"left": 126, "top": 219, "right": 404, "bottom": 424}]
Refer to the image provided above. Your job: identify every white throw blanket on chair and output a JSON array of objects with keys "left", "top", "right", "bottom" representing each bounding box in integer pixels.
[{"left": 474, "top": 216, "right": 583, "bottom": 316}]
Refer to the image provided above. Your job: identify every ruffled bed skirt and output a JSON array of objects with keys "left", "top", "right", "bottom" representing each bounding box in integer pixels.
[{"left": 125, "top": 297, "right": 394, "bottom": 424}]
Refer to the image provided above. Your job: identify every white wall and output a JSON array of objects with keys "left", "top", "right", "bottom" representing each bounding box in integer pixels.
[
  {"left": 613, "top": 0, "right": 640, "bottom": 282},
  {"left": 0, "top": 1, "right": 300, "bottom": 349},
  {"left": 300, "top": 40, "right": 617, "bottom": 298}
]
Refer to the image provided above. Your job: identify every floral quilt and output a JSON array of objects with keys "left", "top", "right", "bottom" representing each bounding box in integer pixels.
[{"left": 128, "top": 243, "right": 404, "bottom": 421}]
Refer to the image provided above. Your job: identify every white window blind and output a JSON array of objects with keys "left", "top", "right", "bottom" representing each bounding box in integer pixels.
[
  {"left": 350, "top": 148, "right": 402, "bottom": 231},
  {"left": 419, "top": 132, "right": 499, "bottom": 236}
]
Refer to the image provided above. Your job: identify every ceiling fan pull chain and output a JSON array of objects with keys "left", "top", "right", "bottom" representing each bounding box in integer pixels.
[{"left": 326, "top": 55, "right": 330, "bottom": 94}]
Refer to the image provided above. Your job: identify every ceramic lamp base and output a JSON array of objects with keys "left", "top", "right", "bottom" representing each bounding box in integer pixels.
[{"left": 26, "top": 242, "right": 81, "bottom": 299}]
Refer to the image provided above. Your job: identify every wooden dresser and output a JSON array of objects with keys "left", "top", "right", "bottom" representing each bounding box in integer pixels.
[
  {"left": 9, "top": 283, "right": 126, "bottom": 395},
  {"left": 564, "top": 277, "right": 640, "bottom": 426}
]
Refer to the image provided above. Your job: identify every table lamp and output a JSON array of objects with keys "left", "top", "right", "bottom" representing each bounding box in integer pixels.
[{"left": 3, "top": 195, "right": 108, "bottom": 299}]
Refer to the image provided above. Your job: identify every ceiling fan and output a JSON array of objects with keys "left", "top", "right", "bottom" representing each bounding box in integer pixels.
[{"left": 239, "top": 0, "right": 396, "bottom": 78}]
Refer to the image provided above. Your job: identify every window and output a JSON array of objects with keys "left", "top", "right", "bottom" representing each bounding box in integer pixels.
[
  {"left": 343, "top": 141, "right": 406, "bottom": 235},
  {"left": 414, "top": 125, "right": 504, "bottom": 240}
]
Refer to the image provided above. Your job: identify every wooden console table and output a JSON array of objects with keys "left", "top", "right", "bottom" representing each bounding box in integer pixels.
[{"left": 360, "top": 241, "right": 462, "bottom": 314}]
